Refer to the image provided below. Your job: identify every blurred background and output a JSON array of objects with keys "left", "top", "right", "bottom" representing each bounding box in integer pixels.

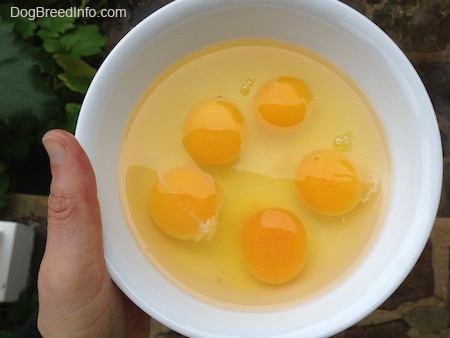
[{"left": 0, "top": 0, "right": 448, "bottom": 337}]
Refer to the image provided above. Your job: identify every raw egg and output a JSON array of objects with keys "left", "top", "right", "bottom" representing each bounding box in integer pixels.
[
  {"left": 148, "top": 167, "right": 222, "bottom": 241},
  {"left": 297, "top": 149, "right": 363, "bottom": 216},
  {"left": 255, "top": 76, "right": 313, "bottom": 129},
  {"left": 183, "top": 97, "right": 245, "bottom": 165},
  {"left": 242, "top": 208, "right": 308, "bottom": 284}
]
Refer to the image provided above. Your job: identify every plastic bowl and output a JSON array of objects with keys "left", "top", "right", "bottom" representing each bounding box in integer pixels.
[{"left": 75, "top": 0, "right": 442, "bottom": 336}]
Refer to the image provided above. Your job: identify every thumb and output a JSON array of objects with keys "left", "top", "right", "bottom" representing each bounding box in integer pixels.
[
  {"left": 42, "top": 129, "right": 103, "bottom": 266},
  {"left": 38, "top": 129, "right": 109, "bottom": 332}
]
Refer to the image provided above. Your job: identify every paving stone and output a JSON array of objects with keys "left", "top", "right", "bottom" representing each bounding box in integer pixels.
[
  {"left": 370, "top": 0, "right": 450, "bottom": 53},
  {"left": 403, "top": 306, "right": 448, "bottom": 334},
  {"left": 414, "top": 61, "right": 450, "bottom": 123},
  {"left": 448, "top": 246, "right": 450, "bottom": 321},
  {"left": 430, "top": 219, "right": 450, "bottom": 300},
  {"left": 438, "top": 162, "right": 450, "bottom": 217},
  {"left": 332, "top": 320, "right": 409, "bottom": 337},
  {"left": 440, "top": 125, "right": 450, "bottom": 158},
  {"left": 407, "top": 327, "right": 450, "bottom": 337},
  {"left": 365, "top": 0, "right": 385, "bottom": 4},
  {"left": 130, "top": 0, "right": 174, "bottom": 26},
  {"left": 380, "top": 241, "right": 434, "bottom": 310},
  {"left": 339, "top": 0, "right": 366, "bottom": 14}
]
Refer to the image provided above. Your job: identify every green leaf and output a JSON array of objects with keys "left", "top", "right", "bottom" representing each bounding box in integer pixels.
[
  {"left": 65, "top": 103, "right": 81, "bottom": 133},
  {"left": 14, "top": 17, "right": 37, "bottom": 39},
  {"left": 54, "top": 53, "right": 96, "bottom": 93},
  {"left": 41, "top": 37, "right": 60, "bottom": 54},
  {"left": 0, "top": 3, "right": 37, "bottom": 39},
  {"left": 37, "top": 16, "right": 75, "bottom": 39},
  {"left": 0, "top": 17, "right": 59, "bottom": 127},
  {"left": 43, "top": 25, "right": 107, "bottom": 59},
  {"left": 0, "top": 17, "right": 26, "bottom": 61},
  {"left": 0, "top": 5, "right": 53, "bottom": 69}
]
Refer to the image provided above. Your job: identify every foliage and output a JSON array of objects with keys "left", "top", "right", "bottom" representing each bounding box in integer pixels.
[
  {"left": 0, "top": 17, "right": 57, "bottom": 122},
  {"left": 0, "top": 0, "right": 108, "bottom": 204},
  {"left": 0, "top": 1, "right": 110, "bottom": 334}
]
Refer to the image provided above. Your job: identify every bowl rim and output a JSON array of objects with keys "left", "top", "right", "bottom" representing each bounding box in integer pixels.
[{"left": 75, "top": 0, "right": 443, "bottom": 336}]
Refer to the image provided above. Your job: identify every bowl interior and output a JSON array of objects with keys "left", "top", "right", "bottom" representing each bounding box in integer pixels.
[{"left": 75, "top": 0, "right": 442, "bottom": 337}]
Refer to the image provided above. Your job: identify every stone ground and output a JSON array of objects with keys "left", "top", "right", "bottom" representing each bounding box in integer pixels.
[{"left": 2, "top": 0, "right": 448, "bottom": 337}]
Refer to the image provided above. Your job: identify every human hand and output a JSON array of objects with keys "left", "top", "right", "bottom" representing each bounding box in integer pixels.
[{"left": 37, "top": 129, "right": 150, "bottom": 338}]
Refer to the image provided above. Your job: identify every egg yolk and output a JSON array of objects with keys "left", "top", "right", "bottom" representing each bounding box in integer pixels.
[
  {"left": 183, "top": 97, "right": 245, "bottom": 165},
  {"left": 242, "top": 208, "right": 308, "bottom": 284},
  {"left": 255, "top": 76, "right": 313, "bottom": 129},
  {"left": 297, "top": 149, "right": 363, "bottom": 216},
  {"left": 148, "top": 167, "right": 221, "bottom": 241}
]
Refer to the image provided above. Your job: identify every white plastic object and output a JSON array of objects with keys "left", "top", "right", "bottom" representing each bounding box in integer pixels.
[{"left": 0, "top": 221, "right": 34, "bottom": 302}]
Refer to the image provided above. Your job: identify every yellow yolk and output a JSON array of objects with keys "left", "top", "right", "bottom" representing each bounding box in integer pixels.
[
  {"left": 183, "top": 97, "right": 245, "bottom": 165},
  {"left": 242, "top": 208, "right": 308, "bottom": 285},
  {"left": 297, "top": 149, "right": 363, "bottom": 216},
  {"left": 255, "top": 76, "right": 312, "bottom": 129},
  {"left": 148, "top": 167, "right": 221, "bottom": 241}
]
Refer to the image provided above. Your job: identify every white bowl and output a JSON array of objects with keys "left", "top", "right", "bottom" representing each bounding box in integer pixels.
[{"left": 75, "top": 0, "right": 442, "bottom": 336}]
